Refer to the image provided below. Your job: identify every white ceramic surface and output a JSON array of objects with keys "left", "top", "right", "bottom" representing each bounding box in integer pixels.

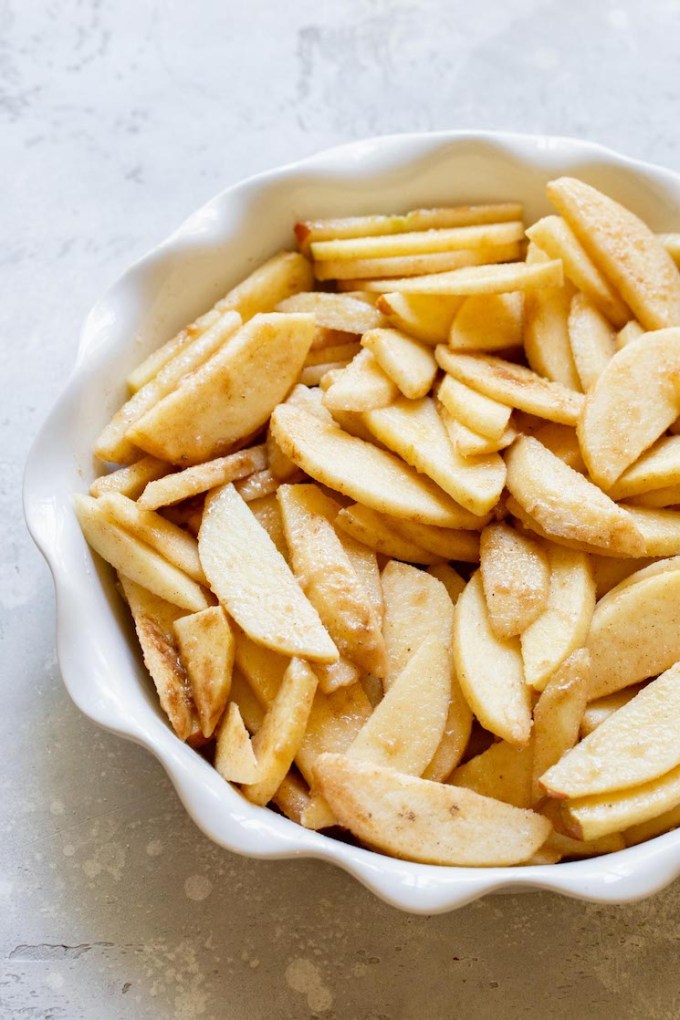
[{"left": 24, "top": 130, "right": 680, "bottom": 914}]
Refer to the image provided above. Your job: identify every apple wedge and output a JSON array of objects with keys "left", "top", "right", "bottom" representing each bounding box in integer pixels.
[
  {"left": 523, "top": 242, "right": 581, "bottom": 390},
  {"left": 335, "top": 503, "right": 443, "bottom": 564},
  {"left": 198, "top": 484, "right": 337, "bottom": 663},
  {"left": 313, "top": 754, "right": 551, "bottom": 866},
  {"left": 174, "top": 606, "right": 234, "bottom": 738},
  {"left": 452, "top": 572, "right": 531, "bottom": 746},
  {"left": 275, "top": 291, "right": 383, "bottom": 333},
  {"left": 362, "top": 397, "right": 506, "bottom": 517},
  {"left": 587, "top": 558, "right": 680, "bottom": 698},
  {"left": 578, "top": 328, "right": 680, "bottom": 487},
  {"left": 505, "top": 435, "right": 644, "bottom": 557},
  {"left": 322, "top": 348, "right": 398, "bottom": 412},
  {"left": 277, "top": 484, "right": 386, "bottom": 677},
  {"left": 138, "top": 445, "right": 267, "bottom": 510},
  {"left": 607, "top": 435, "right": 680, "bottom": 500},
  {"left": 438, "top": 375, "right": 512, "bottom": 440},
  {"left": 526, "top": 214, "right": 629, "bottom": 327},
  {"left": 377, "top": 292, "right": 463, "bottom": 344},
  {"left": 436, "top": 348, "right": 584, "bottom": 425},
  {"left": 214, "top": 703, "right": 260, "bottom": 784},
  {"left": 580, "top": 685, "right": 644, "bottom": 737},
  {"left": 310, "top": 221, "right": 524, "bottom": 261},
  {"left": 479, "top": 522, "right": 550, "bottom": 638},
  {"left": 269, "top": 404, "right": 477, "bottom": 527},
  {"left": 118, "top": 574, "right": 199, "bottom": 741},
  {"left": 90, "top": 456, "right": 170, "bottom": 500},
  {"left": 541, "top": 661, "right": 680, "bottom": 801},
  {"left": 449, "top": 292, "right": 523, "bottom": 352},
  {"left": 520, "top": 544, "right": 595, "bottom": 692},
  {"left": 547, "top": 176, "right": 680, "bottom": 331},
  {"left": 242, "top": 658, "right": 318, "bottom": 806},
  {"left": 567, "top": 292, "right": 616, "bottom": 392},
  {"left": 75, "top": 494, "right": 210, "bottom": 612},
  {"left": 427, "top": 563, "right": 467, "bottom": 605},
  {"left": 564, "top": 764, "right": 680, "bottom": 841},
  {"left": 531, "top": 649, "right": 590, "bottom": 804},
  {"left": 361, "top": 327, "right": 437, "bottom": 399},
  {"left": 359, "top": 258, "right": 563, "bottom": 295},
  {"left": 128, "top": 312, "right": 315, "bottom": 466},
  {"left": 450, "top": 739, "right": 534, "bottom": 809}
]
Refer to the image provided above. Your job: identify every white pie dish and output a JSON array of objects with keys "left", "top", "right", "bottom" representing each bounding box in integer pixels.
[{"left": 24, "top": 130, "right": 680, "bottom": 914}]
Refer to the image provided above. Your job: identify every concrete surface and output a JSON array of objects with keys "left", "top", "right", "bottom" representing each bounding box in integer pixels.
[{"left": 4, "top": 1, "right": 680, "bottom": 1017}]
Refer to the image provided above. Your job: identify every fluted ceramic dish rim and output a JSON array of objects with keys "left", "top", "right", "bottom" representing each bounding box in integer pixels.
[{"left": 24, "top": 130, "right": 680, "bottom": 914}]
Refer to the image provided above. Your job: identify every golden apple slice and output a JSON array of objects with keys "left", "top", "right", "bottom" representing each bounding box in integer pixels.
[
  {"left": 505, "top": 435, "right": 644, "bottom": 556},
  {"left": 247, "top": 493, "right": 288, "bottom": 559},
  {"left": 530, "top": 422, "right": 585, "bottom": 472},
  {"left": 580, "top": 686, "right": 645, "bottom": 737},
  {"left": 526, "top": 215, "right": 629, "bottom": 327},
  {"left": 624, "top": 505, "right": 680, "bottom": 555},
  {"left": 90, "top": 456, "right": 171, "bottom": 500},
  {"left": 242, "top": 658, "right": 318, "bottom": 806},
  {"left": 520, "top": 544, "right": 595, "bottom": 692},
  {"left": 361, "top": 327, "right": 437, "bottom": 399},
  {"left": 126, "top": 251, "right": 313, "bottom": 393},
  {"left": 587, "top": 558, "right": 680, "bottom": 698},
  {"left": 304, "top": 341, "right": 360, "bottom": 367},
  {"left": 277, "top": 484, "right": 386, "bottom": 677},
  {"left": 589, "top": 555, "right": 655, "bottom": 598},
  {"left": 449, "top": 292, "right": 523, "bottom": 352},
  {"left": 453, "top": 572, "right": 531, "bottom": 746},
  {"left": 311, "top": 221, "right": 524, "bottom": 261},
  {"left": 75, "top": 494, "right": 210, "bottom": 612},
  {"left": 97, "top": 309, "right": 243, "bottom": 464},
  {"left": 447, "top": 417, "right": 517, "bottom": 458},
  {"left": 450, "top": 739, "right": 534, "bottom": 809},
  {"left": 388, "top": 517, "right": 480, "bottom": 563},
  {"left": 198, "top": 484, "right": 337, "bottom": 663},
  {"left": 436, "top": 348, "right": 584, "bottom": 425},
  {"left": 438, "top": 375, "right": 512, "bottom": 440},
  {"left": 118, "top": 574, "right": 198, "bottom": 740},
  {"left": 626, "top": 484, "right": 680, "bottom": 508},
  {"left": 314, "top": 658, "right": 360, "bottom": 695},
  {"left": 174, "top": 606, "right": 234, "bottom": 738},
  {"left": 625, "top": 801, "right": 680, "bottom": 846},
  {"left": 317, "top": 248, "right": 520, "bottom": 282},
  {"left": 363, "top": 397, "right": 506, "bottom": 516},
  {"left": 565, "top": 764, "right": 680, "bottom": 841},
  {"left": 523, "top": 242, "right": 581, "bottom": 390},
  {"left": 270, "top": 405, "right": 475, "bottom": 527},
  {"left": 96, "top": 493, "right": 205, "bottom": 584},
  {"left": 314, "top": 754, "right": 551, "bottom": 866},
  {"left": 547, "top": 176, "right": 680, "bottom": 330},
  {"left": 427, "top": 563, "right": 467, "bottom": 605},
  {"left": 539, "top": 802, "right": 625, "bottom": 858},
  {"left": 138, "top": 445, "right": 267, "bottom": 510},
  {"left": 578, "top": 328, "right": 680, "bottom": 487},
  {"left": 479, "top": 522, "right": 550, "bottom": 638},
  {"left": 275, "top": 291, "right": 383, "bottom": 333},
  {"left": 380, "top": 561, "right": 454, "bottom": 689},
  {"left": 128, "top": 313, "right": 315, "bottom": 466},
  {"left": 607, "top": 435, "right": 680, "bottom": 500},
  {"left": 335, "top": 503, "right": 443, "bottom": 564},
  {"left": 567, "top": 292, "right": 616, "bottom": 392},
  {"left": 542, "top": 661, "right": 680, "bottom": 801},
  {"left": 214, "top": 703, "right": 260, "bottom": 784},
  {"left": 376, "top": 292, "right": 462, "bottom": 344},
  {"left": 531, "top": 649, "right": 590, "bottom": 804},
  {"left": 322, "top": 348, "right": 398, "bottom": 412},
  {"left": 295, "top": 202, "right": 523, "bottom": 248},
  {"left": 616, "top": 319, "right": 645, "bottom": 349},
  {"left": 360, "top": 259, "right": 563, "bottom": 295}
]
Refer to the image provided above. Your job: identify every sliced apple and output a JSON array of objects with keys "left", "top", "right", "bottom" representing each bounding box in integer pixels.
[
  {"left": 587, "top": 558, "right": 680, "bottom": 698},
  {"left": 449, "top": 292, "right": 523, "bottom": 352},
  {"left": 360, "top": 258, "right": 563, "bottom": 295},
  {"left": 335, "top": 503, "right": 442, "bottom": 564},
  {"left": 450, "top": 739, "right": 534, "bottom": 809},
  {"left": 436, "top": 348, "right": 584, "bottom": 425},
  {"left": 75, "top": 494, "right": 210, "bottom": 612},
  {"left": 505, "top": 435, "right": 644, "bottom": 557},
  {"left": 138, "top": 444, "right": 267, "bottom": 510},
  {"left": 277, "top": 484, "right": 386, "bottom": 677},
  {"left": 531, "top": 649, "right": 589, "bottom": 803},
  {"left": 520, "top": 544, "right": 595, "bottom": 692},
  {"left": 479, "top": 522, "right": 550, "bottom": 638},
  {"left": 198, "top": 484, "right": 337, "bottom": 663},
  {"left": 564, "top": 764, "right": 680, "bottom": 841},
  {"left": 128, "top": 313, "right": 315, "bottom": 466},
  {"left": 547, "top": 176, "right": 680, "bottom": 331},
  {"left": 363, "top": 397, "right": 506, "bottom": 516},
  {"left": 242, "top": 658, "right": 318, "bottom": 806},
  {"left": 275, "top": 291, "right": 383, "bottom": 333},
  {"left": 173, "top": 606, "right": 234, "bottom": 738},
  {"left": 270, "top": 404, "right": 476, "bottom": 527},
  {"left": 567, "top": 292, "right": 616, "bottom": 392},
  {"left": 314, "top": 755, "right": 551, "bottom": 866},
  {"left": 452, "top": 572, "right": 531, "bottom": 746},
  {"left": 580, "top": 685, "right": 645, "bottom": 737},
  {"left": 118, "top": 574, "right": 198, "bottom": 740},
  {"left": 90, "top": 456, "right": 170, "bottom": 500},
  {"left": 214, "top": 703, "right": 260, "bottom": 784},
  {"left": 427, "top": 563, "right": 467, "bottom": 605},
  {"left": 607, "top": 435, "right": 680, "bottom": 500},
  {"left": 322, "top": 348, "right": 398, "bottom": 412},
  {"left": 361, "top": 327, "right": 437, "bottom": 399},
  {"left": 376, "top": 292, "right": 462, "bottom": 344},
  {"left": 578, "top": 328, "right": 680, "bottom": 487},
  {"left": 523, "top": 242, "right": 581, "bottom": 391}
]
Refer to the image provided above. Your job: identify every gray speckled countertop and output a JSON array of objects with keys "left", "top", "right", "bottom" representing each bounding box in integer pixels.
[{"left": 5, "top": 2, "right": 680, "bottom": 1017}]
